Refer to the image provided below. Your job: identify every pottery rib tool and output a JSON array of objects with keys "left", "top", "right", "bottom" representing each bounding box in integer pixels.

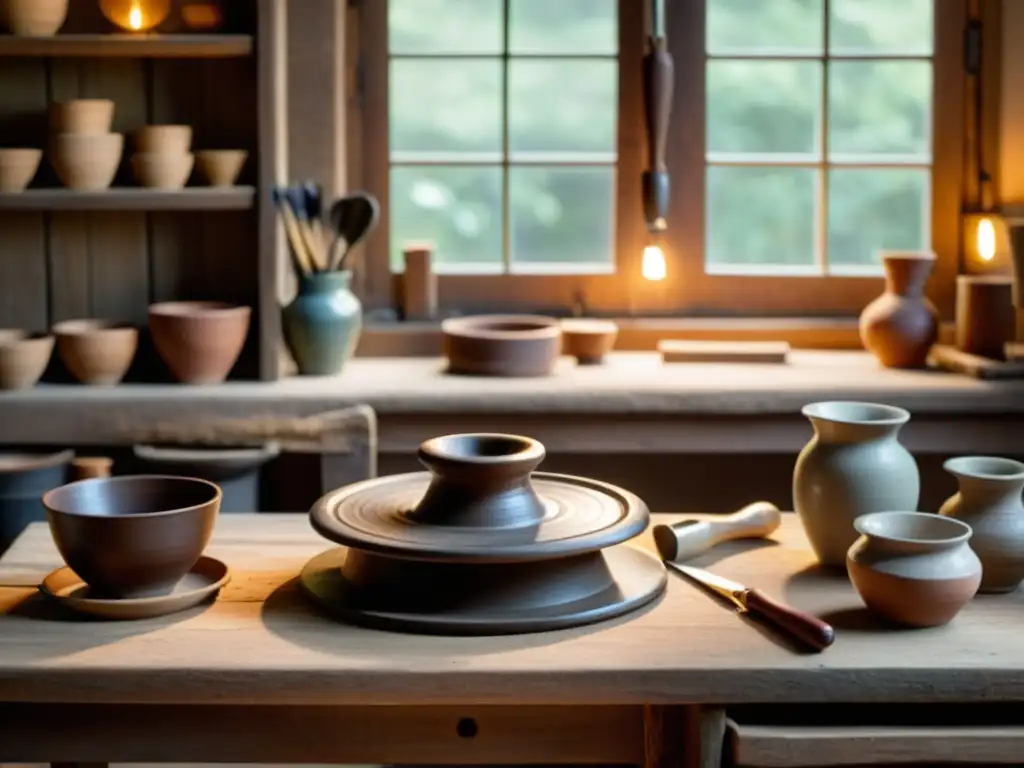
[
  {"left": 653, "top": 501, "right": 781, "bottom": 562},
  {"left": 667, "top": 562, "right": 835, "bottom": 653}
]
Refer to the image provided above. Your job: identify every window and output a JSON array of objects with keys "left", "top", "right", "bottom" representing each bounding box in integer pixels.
[{"left": 360, "top": 0, "right": 964, "bottom": 317}]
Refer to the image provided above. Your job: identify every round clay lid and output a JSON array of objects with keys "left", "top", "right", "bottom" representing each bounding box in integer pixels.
[{"left": 309, "top": 470, "right": 649, "bottom": 562}]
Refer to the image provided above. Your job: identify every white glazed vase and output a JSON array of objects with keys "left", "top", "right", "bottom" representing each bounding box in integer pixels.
[
  {"left": 793, "top": 401, "right": 920, "bottom": 567},
  {"left": 939, "top": 456, "right": 1024, "bottom": 593}
]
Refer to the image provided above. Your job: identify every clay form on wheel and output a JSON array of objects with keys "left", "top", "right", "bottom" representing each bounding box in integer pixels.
[
  {"left": 40, "top": 556, "right": 229, "bottom": 620},
  {"left": 939, "top": 456, "right": 1024, "bottom": 593},
  {"left": 847, "top": 511, "right": 981, "bottom": 628},
  {"left": 793, "top": 401, "right": 920, "bottom": 568},
  {"left": 304, "top": 433, "right": 666, "bottom": 634},
  {"left": 859, "top": 251, "right": 939, "bottom": 369},
  {"left": 442, "top": 315, "right": 561, "bottom": 377}
]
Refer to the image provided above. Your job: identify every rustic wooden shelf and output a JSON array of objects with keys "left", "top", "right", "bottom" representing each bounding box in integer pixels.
[
  {"left": 0, "top": 187, "right": 256, "bottom": 211},
  {"left": 0, "top": 34, "right": 253, "bottom": 58}
]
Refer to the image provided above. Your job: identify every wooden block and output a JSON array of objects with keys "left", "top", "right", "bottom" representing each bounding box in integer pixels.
[
  {"left": 929, "top": 344, "right": 1024, "bottom": 379},
  {"left": 658, "top": 339, "right": 790, "bottom": 364},
  {"left": 401, "top": 244, "right": 437, "bottom": 321}
]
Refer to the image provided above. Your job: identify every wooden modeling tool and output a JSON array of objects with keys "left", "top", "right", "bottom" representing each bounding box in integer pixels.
[
  {"left": 666, "top": 562, "right": 835, "bottom": 652},
  {"left": 653, "top": 501, "right": 782, "bottom": 562},
  {"left": 272, "top": 187, "right": 315, "bottom": 276},
  {"left": 658, "top": 340, "right": 790, "bottom": 364}
]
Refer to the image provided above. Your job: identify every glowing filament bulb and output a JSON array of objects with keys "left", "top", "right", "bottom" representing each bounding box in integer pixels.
[
  {"left": 642, "top": 244, "right": 667, "bottom": 281},
  {"left": 129, "top": 2, "right": 143, "bottom": 29},
  {"left": 977, "top": 217, "right": 996, "bottom": 262}
]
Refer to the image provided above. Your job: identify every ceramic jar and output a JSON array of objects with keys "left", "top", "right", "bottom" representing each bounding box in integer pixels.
[
  {"left": 847, "top": 511, "right": 982, "bottom": 628},
  {"left": 859, "top": 251, "right": 939, "bottom": 368},
  {"left": 282, "top": 271, "right": 362, "bottom": 376},
  {"left": 793, "top": 401, "right": 920, "bottom": 567},
  {"left": 939, "top": 456, "right": 1024, "bottom": 593}
]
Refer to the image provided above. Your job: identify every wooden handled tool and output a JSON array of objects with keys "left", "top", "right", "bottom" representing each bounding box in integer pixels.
[{"left": 652, "top": 501, "right": 782, "bottom": 562}]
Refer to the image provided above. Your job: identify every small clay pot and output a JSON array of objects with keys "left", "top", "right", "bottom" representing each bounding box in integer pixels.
[
  {"left": 0, "top": 149, "right": 42, "bottom": 192},
  {"left": 443, "top": 315, "right": 561, "bottom": 377},
  {"left": 5, "top": 0, "right": 69, "bottom": 36},
  {"left": 149, "top": 301, "right": 251, "bottom": 384},
  {"left": 43, "top": 475, "right": 221, "bottom": 599},
  {"left": 131, "top": 152, "right": 194, "bottom": 189},
  {"left": 52, "top": 319, "right": 138, "bottom": 386},
  {"left": 50, "top": 99, "right": 115, "bottom": 136},
  {"left": 859, "top": 251, "right": 939, "bottom": 368},
  {"left": 0, "top": 329, "right": 53, "bottom": 391},
  {"left": 51, "top": 133, "right": 124, "bottom": 191},
  {"left": 847, "top": 511, "right": 981, "bottom": 628},
  {"left": 196, "top": 150, "right": 247, "bottom": 187},
  {"left": 134, "top": 125, "right": 193, "bottom": 155},
  {"left": 560, "top": 319, "right": 618, "bottom": 364}
]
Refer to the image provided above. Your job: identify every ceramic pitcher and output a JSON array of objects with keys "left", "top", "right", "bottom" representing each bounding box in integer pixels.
[
  {"left": 282, "top": 271, "right": 362, "bottom": 376},
  {"left": 939, "top": 455, "right": 1024, "bottom": 593},
  {"left": 793, "top": 401, "right": 920, "bottom": 567}
]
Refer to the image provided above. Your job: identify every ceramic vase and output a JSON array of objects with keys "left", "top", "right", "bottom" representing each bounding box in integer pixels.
[
  {"left": 859, "top": 251, "right": 939, "bottom": 368},
  {"left": 847, "top": 511, "right": 981, "bottom": 628},
  {"left": 939, "top": 456, "right": 1024, "bottom": 593},
  {"left": 793, "top": 401, "right": 920, "bottom": 567},
  {"left": 282, "top": 271, "right": 362, "bottom": 376}
]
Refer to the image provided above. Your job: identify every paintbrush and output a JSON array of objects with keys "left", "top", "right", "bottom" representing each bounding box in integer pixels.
[
  {"left": 285, "top": 185, "right": 326, "bottom": 271},
  {"left": 271, "top": 186, "right": 315, "bottom": 276}
]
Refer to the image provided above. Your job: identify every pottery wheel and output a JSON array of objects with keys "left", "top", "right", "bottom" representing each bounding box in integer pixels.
[
  {"left": 310, "top": 471, "right": 648, "bottom": 561},
  {"left": 300, "top": 543, "right": 667, "bottom": 635}
]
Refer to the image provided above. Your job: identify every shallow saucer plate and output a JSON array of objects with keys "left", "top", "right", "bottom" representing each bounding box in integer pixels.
[{"left": 39, "top": 556, "right": 230, "bottom": 620}]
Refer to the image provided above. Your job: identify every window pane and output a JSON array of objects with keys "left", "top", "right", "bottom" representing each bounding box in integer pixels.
[
  {"left": 707, "top": 166, "right": 817, "bottom": 270},
  {"left": 707, "top": 0, "right": 823, "bottom": 55},
  {"left": 509, "top": 0, "right": 617, "bottom": 54},
  {"left": 827, "top": 168, "right": 929, "bottom": 270},
  {"left": 829, "top": 0, "right": 933, "bottom": 55},
  {"left": 509, "top": 166, "right": 615, "bottom": 270},
  {"left": 390, "top": 166, "right": 503, "bottom": 272},
  {"left": 707, "top": 61, "right": 822, "bottom": 158},
  {"left": 828, "top": 61, "right": 932, "bottom": 160},
  {"left": 390, "top": 60, "right": 503, "bottom": 159},
  {"left": 389, "top": 0, "right": 503, "bottom": 55},
  {"left": 509, "top": 60, "right": 618, "bottom": 159}
]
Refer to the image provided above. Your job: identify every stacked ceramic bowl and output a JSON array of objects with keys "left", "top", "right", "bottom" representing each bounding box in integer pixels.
[
  {"left": 132, "top": 125, "right": 194, "bottom": 190},
  {"left": 3, "top": 0, "right": 69, "bottom": 36},
  {"left": 49, "top": 99, "right": 123, "bottom": 191},
  {"left": 40, "top": 475, "right": 229, "bottom": 619}
]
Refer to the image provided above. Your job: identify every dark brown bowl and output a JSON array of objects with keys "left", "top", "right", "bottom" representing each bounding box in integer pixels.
[{"left": 42, "top": 475, "right": 222, "bottom": 599}]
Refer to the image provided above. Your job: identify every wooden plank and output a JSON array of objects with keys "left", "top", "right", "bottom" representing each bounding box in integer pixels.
[
  {"left": 659, "top": 340, "right": 790, "bottom": 364},
  {"left": 643, "top": 706, "right": 688, "bottom": 768},
  {"left": 3, "top": 514, "right": 1024, "bottom": 706},
  {"left": 0, "top": 703, "right": 643, "bottom": 764},
  {"left": 0, "top": 34, "right": 253, "bottom": 58},
  {"left": 929, "top": 344, "right": 1024, "bottom": 379},
  {"left": 0, "top": 59, "right": 49, "bottom": 332},
  {"left": 0, "top": 188, "right": 255, "bottom": 211},
  {"left": 729, "top": 722, "right": 1024, "bottom": 766}
]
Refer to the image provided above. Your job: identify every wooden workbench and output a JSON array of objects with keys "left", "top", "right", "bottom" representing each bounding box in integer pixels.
[{"left": 0, "top": 513, "right": 1022, "bottom": 767}]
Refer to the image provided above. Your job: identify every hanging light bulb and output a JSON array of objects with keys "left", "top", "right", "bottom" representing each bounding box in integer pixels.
[
  {"left": 99, "top": 0, "right": 171, "bottom": 32},
  {"left": 642, "top": 243, "right": 667, "bottom": 282},
  {"left": 977, "top": 217, "right": 997, "bottom": 262}
]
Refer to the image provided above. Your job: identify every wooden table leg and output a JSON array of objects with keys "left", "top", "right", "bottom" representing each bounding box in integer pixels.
[{"left": 644, "top": 705, "right": 727, "bottom": 768}]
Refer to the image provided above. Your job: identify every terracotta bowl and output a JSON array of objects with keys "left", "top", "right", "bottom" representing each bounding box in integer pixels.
[
  {"left": 134, "top": 125, "right": 193, "bottom": 155},
  {"left": 149, "top": 301, "right": 251, "bottom": 384},
  {"left": 5, "top": 0, "right": 69, "bottom": 36},
  {"left": 131, "top": 152, "right": 194, "bottom": 190},
  {"left": 443, "top": 315, "right": 562, "bottom": 377},
  {"left": 43, "top": 475, "right": 221, "bottom": 599},
  {"left": 50, "top": 99, "right": 115, "bottom": 136},
  {"left": 0, "top": 148, "right": 42, "bottom": 193},
  {"left": 0, "top": 329, "right": 53, "bottom": 391},
  {"left": 51, "top": 133, "right": 124, "bottom": 191},
  {"left": 195, "top": 150, "right": 247, "bottom": 187},
  {"left": 560, "top": 319, "right": 619, "bottom": 365},
  {"left": 52, "top": 319, "right": 138, "bottom": 386}
]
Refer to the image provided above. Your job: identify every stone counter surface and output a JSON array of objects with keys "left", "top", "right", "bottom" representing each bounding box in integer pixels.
[{"left": 0, "top": 513, "right": 1021, "bottom": 707}]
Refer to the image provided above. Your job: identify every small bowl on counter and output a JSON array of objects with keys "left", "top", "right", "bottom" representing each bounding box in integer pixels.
[
  {"left": 196, "top": 150, "right": 247, "bottom": 187},
  {"left": 0, "top": 149, "right": 42, "bottom": 193},
  {"left": 149, "top": 301, "right": 251, "bottom": 385},
  {"left": 560, "top": 319, "right": 618, "bottom": 365},
  {"left": 43, "top": 475, "right": 222, "bottom": 599},
  {"left": 0, "top": 329, "right": 53, "bottom": 391},
  {"left": 846, "top": 510, "right": 982, "bottom": 628},
  {"left": 52, "top": 319, "right": 138, "bottom": 386},
  {"left": 443, "top": 314, "right": 562, "bottom": 377}
]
